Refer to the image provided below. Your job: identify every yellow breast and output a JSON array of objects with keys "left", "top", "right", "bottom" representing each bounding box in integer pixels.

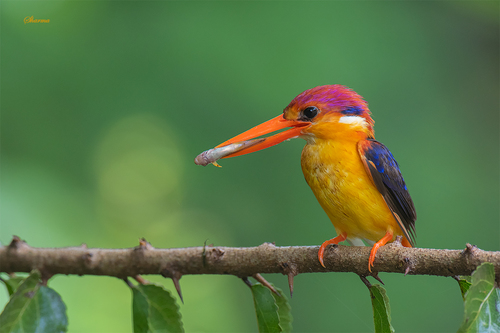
[{"left": 300, "top": 135, "right": 401, "bottom": 243}]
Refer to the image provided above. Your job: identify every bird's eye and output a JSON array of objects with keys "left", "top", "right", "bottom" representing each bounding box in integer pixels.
[{"left": 302, "top": 106, "right": 319, "bottom": 120}]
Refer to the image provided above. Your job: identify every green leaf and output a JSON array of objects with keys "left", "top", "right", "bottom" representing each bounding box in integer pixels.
[
  {"left": 250, "top": 283, "right": 293, "bottom": 333},
  {"left": 457, "top": 276, "right": 472, "bottom": 301},
  {"left": 131, "top": 283, "right": 184, "bottom": 333},
  {"left": 457, "top": 262, "right": 500, "bottom": 333},
  {"left": 0, "top": 270, "right": 68, "bottom": 333},
  {"left": 251, "top": 284, "right": 281, "bottom": 333},
  {"left": 0, "top": 275, "right": 26, "bottom": 296},
  {"left": 369, "top": 284, "right": 395, "bottom": 333},
  {"left": 272, "top": 288, "right": 292, "bottom": 333}
]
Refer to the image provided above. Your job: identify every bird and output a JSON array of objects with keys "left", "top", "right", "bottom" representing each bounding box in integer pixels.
[{"left": 195, "top": 85, "right": 416, "bottom": 271}]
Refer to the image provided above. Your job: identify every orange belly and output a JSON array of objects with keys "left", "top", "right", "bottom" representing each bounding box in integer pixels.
[{"left": 301, "top": 137, "right": 402, "bottom": 243}]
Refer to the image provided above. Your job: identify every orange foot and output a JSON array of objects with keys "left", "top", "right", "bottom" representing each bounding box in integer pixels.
[
  {"left": 318, "top": 232, "right": 347, "bottom": 268},
  {"left": 368, "top": 230, "right": 393, "bottom": 272}
]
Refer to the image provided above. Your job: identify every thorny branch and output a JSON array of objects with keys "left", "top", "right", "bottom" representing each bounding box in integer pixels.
[{"left": 1, "top": 236, "right": 499, "bottom": 295}]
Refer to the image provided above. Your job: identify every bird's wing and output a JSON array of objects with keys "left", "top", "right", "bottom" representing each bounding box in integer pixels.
[{"left": 357, "top": 139, "right": 417, "bottom": 246}]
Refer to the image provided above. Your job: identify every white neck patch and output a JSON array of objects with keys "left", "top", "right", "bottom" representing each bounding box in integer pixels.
[{"left": 338, "top": 116, "right": 368, "bottom": 128}]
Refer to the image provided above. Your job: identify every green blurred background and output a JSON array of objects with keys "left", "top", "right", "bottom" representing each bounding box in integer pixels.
[{"left": 1, "top": 1, "right": 498, "bottom": 332}]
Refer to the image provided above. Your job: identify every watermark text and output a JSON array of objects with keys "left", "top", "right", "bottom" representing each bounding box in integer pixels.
[{"left": 24, "top": 16, "right": 50, "bottom": 24}]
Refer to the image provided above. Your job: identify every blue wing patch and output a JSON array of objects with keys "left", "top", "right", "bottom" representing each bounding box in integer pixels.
[{"left": 358, "top": 139, "right": 417, "bottom": 245}]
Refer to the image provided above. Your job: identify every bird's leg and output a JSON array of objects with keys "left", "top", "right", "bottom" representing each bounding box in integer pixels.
[
  {"left": 368, "top": 230, "right": 393, "bottom": 272},
  {"left": 318, "top": 232, "right": 347, "bottom": 267}
]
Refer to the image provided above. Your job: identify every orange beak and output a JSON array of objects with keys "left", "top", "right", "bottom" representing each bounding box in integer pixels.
[{"left": 195, "top": 114, "right": 310, "bottom": 166}]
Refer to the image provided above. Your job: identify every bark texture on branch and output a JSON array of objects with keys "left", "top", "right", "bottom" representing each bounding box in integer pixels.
[{"left": 1, "top": 236, "right": 499, "bottom": 283}]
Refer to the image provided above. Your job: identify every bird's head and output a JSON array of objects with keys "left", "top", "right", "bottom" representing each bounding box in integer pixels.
[
  {"left": 195, "top": 85, "right": 374, "bottom": 165},
  {"left": 283, "top": 85, "right": 374, "bottom": 142}
]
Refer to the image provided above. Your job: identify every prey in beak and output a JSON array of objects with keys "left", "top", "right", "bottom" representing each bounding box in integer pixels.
[{"left": 194, "top": 114, "right": 310, "bottom": 167}]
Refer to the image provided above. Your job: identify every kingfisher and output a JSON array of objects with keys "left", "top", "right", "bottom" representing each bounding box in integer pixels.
[{"left": 195, "top": 85, "right": 416, "bottom": 271}]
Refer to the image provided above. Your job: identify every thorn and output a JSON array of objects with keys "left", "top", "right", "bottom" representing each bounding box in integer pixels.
[
  {"left": 161, "top": 268, "right": 184, "bottom": 303},
  {"left": 452, "top": 275, "right": 461, "bottom": 282},
  {"left": 462, "top": 243, "right": 478, "bottom": 256},
  {"left": 394, "top": 235, "right": 403, "bottom": 247},
  {"left": 11, "top": 235, "right": 21, "bottom": 244},
  {"left": 8, "top": 236, "right": 28, "bottom": 250},
  {"left": 211, "top": 247, "right": 225, "bottom": 259},
  {"left": 372, "top": 272, "right": 385, "bottom": 285},
  {"left": 137, "top": 238, "right": 154, "bottom": 250},
  {"left": 280, "top": 262, "right": 298, "bottom": 298},
  {"left": 288, "top": 272, "right": 294, "bottom": 298},
  {"left": 359, "top": 275, "right": 372, "bottom": 288},
  {"left": 172, "top": 272, "right": 183, "bottom": 304},
  {"left": 242, "top": 277, "right": 253, "bottom": 288},
  {"left": 404, "top": 266, "right": 411, "bottom": 276},
  {"left": 80, "top": 243, "right": 88, "bottom": 249},
  {"left": 253, "top": 273, "right": 279, "bottom": 297}
]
